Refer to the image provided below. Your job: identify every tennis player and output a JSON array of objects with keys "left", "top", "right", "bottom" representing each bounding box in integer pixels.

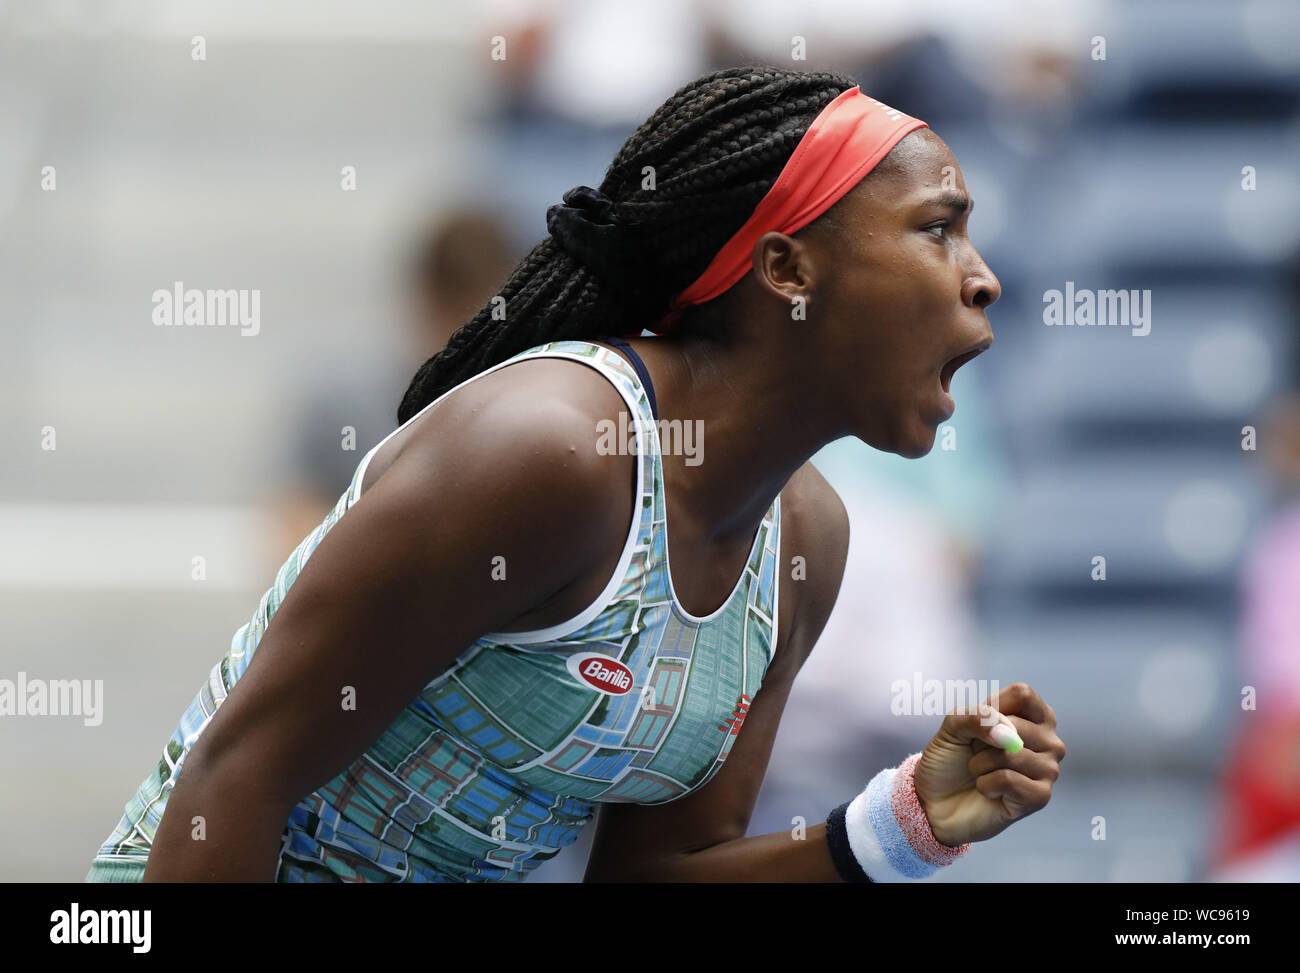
[{"left": 87, "top": 66, "right": 1065, "bottom": 883}]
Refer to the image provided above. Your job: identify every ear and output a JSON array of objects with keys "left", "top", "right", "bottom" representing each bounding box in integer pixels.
[{"left": 751, "top": 231, "right": 816, "bottom": 318}]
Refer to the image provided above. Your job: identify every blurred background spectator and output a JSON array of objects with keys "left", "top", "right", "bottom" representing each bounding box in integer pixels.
[
  {"left": 1206, "top": 252, "right": 1300, "bottom": 882},
  {"left": 272, "top": 206, "right": 519, "bottom": 552}
]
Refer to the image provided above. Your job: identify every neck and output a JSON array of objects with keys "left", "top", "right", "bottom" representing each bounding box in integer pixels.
[{"left": 629, "top": 327, "right": 845, "bottom": 545}]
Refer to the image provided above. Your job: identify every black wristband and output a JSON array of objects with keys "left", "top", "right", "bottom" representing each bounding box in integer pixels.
[{"left": 825, "top": 800, "right": 873, "bottom": 883}]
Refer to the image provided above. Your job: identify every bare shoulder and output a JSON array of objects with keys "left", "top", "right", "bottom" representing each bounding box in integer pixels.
[
  {"left": 395, "top": 357, "right": 634, "bottom": 502},
  {"left": 401, "top": 356, "right": 633, "bottom": 463},
  {"left": 374, "top": 356, "right": 639, "bottom": 593},
  {"left": 774, "top": 459, "right": 851, "bottom": 675}
]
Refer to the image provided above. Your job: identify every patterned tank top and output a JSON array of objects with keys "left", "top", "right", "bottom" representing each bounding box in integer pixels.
[{"left": 86, "top": 338, "right": 782, "bottom": 882}]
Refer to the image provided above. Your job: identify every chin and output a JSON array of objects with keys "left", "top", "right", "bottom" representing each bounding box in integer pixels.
[
  {"left": 852, "top": 413, "right": 936, "bottom": 458},
  {"left": 881, "top": 425, "right": 936, "bottom": 459},
  {"left": 895, "top": 439, "right": 935, "bottom": 460}
]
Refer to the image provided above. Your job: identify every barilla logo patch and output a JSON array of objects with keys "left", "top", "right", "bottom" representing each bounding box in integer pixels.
[{"left": 566, "top": 652, "right": 634, "bottom": 695}]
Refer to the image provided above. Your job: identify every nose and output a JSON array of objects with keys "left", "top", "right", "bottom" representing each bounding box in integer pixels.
[{"left": 962, "top": 252, "right": 1001, "bottom": 310}]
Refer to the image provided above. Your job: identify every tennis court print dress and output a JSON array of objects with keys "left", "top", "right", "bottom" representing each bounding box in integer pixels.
[{"left": 87, "top": 338, "right": 782, "bottom": 882}]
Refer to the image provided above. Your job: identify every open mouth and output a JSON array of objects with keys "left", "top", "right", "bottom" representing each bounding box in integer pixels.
[{"left": 939, "top": 341, "right": 992, "bottom": 393}]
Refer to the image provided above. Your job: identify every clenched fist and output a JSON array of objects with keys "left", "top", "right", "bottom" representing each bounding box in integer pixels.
[{"left": 914, "top": 682, "right": 1066, "bottom": 847}]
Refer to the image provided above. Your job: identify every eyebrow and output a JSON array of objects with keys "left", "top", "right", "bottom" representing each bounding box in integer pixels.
[{"left": 918, "top": 192, "right": 973, "bottom": 215}]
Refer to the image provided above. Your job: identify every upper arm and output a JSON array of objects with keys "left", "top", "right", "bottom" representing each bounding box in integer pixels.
[
  {"left": 181, "top": 362, "right": 636, "bottom": 812},
  {"left": 582, "top": 461, "right": 850, "bottom": 880}
]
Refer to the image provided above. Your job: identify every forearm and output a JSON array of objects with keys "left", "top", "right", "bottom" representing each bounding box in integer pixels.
[
  {"left": 588, "top": 753, "right": 973, "bottom": 883},
  {"left": 593, "top": 824, "right": 844, "bottom": 882},
  {"left": 143, "top": 760, "right": 290, "bottom": 882}
]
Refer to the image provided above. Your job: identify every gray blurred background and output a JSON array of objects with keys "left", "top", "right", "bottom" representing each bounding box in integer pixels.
[{"left": 3, "top": 0, "right": 1300, "bottom": 882}]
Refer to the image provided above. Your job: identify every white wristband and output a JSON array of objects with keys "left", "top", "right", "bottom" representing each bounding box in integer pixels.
[{"left": 842, "top": 751, "right": 972, "bottom": 882}]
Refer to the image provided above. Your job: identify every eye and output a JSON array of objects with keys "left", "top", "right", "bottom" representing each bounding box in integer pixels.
[{"left": 924, "top": 222, "right": 949, "bottom": 239}]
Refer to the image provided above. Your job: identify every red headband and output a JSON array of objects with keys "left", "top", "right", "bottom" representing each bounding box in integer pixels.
[{"left": 643, "top": 85, "right": 928, "bottom": 337}]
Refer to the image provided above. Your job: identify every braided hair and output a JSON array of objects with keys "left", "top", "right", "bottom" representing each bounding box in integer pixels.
[{"left": 395, "top": 65, "right": 862, "bottom": 425}]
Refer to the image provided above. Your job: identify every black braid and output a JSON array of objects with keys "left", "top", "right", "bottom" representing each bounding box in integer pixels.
[{"left": 395, "top": 65, "right": 861, "bottom": 425}]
